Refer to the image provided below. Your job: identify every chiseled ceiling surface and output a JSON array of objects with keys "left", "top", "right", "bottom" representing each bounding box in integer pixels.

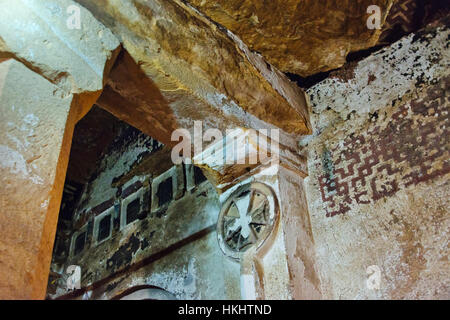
[
  {"left": 187, "top": 0, "right": 394, "bottom": 76},
  {"left": 66, "top": 0, "right": 449, "bottom": 185},
  {"left": 187, "top": 0, "right": 449, "bottom": 77}
]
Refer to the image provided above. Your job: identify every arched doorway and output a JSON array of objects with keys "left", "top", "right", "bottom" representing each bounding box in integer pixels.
[{"left": 112, "top": 285, "right": 176, "bottom": 300}]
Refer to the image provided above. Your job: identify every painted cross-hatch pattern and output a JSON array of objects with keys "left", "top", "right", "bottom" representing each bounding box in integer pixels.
[{"left": 317, "top": 77, "right": 450, "bottom": 217}]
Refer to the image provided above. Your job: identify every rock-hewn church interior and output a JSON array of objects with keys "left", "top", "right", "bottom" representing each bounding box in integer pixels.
[{"left": 0, "top": 0, "right": 448, "bottom": 300}]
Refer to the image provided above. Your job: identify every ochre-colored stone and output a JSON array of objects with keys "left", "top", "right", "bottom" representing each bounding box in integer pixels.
[
  {"left": 76, "top": 0, "right": 311, "bottom": 137},
  {"left": 187, "top": 0, "right": 394, "bottom": 76},
  {"left": 0, "top": 59, "right": 78, "bottom": 299},
  {"left": 0, "top": 0, "right": 121, "bottom": 299},
  {"left": 0, "top": 0, "right": 120, "bottom": 121}
]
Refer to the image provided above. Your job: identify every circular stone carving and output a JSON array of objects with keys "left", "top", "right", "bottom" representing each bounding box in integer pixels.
[{"left": 217, "top": 182, "right": 278, "bottom": 260}]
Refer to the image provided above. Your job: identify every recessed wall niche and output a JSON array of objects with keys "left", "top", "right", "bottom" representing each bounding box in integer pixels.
[
  {"left": 93, "top": 207, "right": 114, "bottom": 245},
  {"left": 151, "top": 165, "right": 185, "bottom": 213},
  {"left": 120, "top": 180, "right": 148, "bottom": 230},
  {"left": 70, "top": 224, "right": 88, "bottom": 258}
]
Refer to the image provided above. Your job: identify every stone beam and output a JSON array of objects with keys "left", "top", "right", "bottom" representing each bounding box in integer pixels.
[
  {"left": 187, "top": 0, "right": 394, "bottom": 76},
  {"left": 75, "top": 0, "right": 311, "bottom": 140}
]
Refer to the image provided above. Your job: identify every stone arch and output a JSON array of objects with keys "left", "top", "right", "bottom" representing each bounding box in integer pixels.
[{"left": 112, "top": 285, "right": 177, "bottom": 300}]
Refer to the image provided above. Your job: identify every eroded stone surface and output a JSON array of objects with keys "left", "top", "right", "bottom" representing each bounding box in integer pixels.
[
  {"left": 0, "top": 0, "right": 121, "bottom": 299},
  {"left": 0, "top": 0, "right": 120, "bottom": 119},
  {"left": 0, "top": 59, "right": 78, "bottom": 299},
  {"left": 303, "top": 19, "right": 450, "bottom": 299},
  {"left": 187, "top": 0, "right": 394, "bottom": 76},
  {"left": 278, "top": 168, "right": 321, "bottom": 299},
  {"left": 75, "top": 0, "right": 311, "bottom": 137},
  {"left": 302, "top": 20, "right": 450, "bottom": 144}
]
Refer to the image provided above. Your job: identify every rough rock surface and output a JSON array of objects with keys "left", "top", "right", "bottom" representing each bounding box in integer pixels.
[
  {"left": 302, "top": 18, "right": 450, "bottom": 143},
  {"left": 278, "top": 167, "right": 321, "bottom": 299},
  {"left": 303, "top": 19, "right": 449, "bottom": 299},
  {"left": 0, "top": 0, "right": 120, "bottom": 299},
  {"left": 187, "top": 0, "right": 394, "bottom": 76},
  {"left": 0, "top": 59, "right": 77, "bottom": 299},
  {"left": 0, "top": 0, "right": 120, "bottom": 120},
  {"left": 75, "top": 0, "right": 311, "bottom": 137}
]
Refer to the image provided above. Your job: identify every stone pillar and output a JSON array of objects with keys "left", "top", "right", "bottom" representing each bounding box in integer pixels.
[
  {"left": 0, "top": 59, "right": 79, "bottom": 299},
  {"left": 199, "top": 129, "right": 322, "bottom": 299},
  {"left": 218, "top": 171, "right": 292, "bottom": 300},
  {"left": 277, "top": 167, "right": 322, "bottom": 299},
  {"left": 0, "top": 0, "right": 120, "bottom": 299}
]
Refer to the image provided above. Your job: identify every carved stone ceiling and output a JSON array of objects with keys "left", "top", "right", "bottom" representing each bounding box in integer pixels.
[{"left": 187, "top": 0, "right": 394, "bottom": 77}]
